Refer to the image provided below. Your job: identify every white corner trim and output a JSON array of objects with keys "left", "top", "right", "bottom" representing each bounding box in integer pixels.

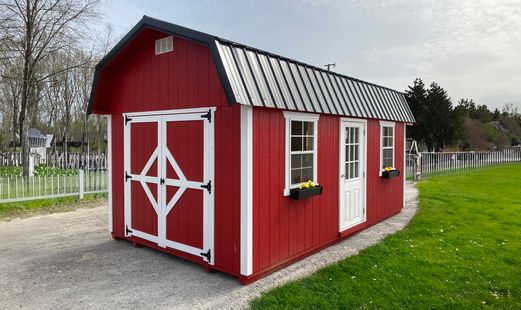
[
  {"left": 240, "top": 105, "right": 253, "bottom": 276},
  {"left": 283, "top": 111, "right": 320, "bottom": 196},
  {"left": 107, "top": 115, "right": 113, "bottom": 233}
]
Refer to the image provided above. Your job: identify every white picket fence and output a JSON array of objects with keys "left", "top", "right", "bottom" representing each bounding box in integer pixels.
[
  {"left": 0, "top": 152, "right": 107, "bottom": 170},
  {"left": 406, "top": 148, "right": 521, "bottom": 180},
  {"left": 0, "top": 170, "right": 108, "bottom": 203}
]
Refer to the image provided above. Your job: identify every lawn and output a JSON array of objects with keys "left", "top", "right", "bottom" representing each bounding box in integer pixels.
[
  {"left": 251, "top": 164, "right": 521, "bottom": 309},
  {"left": 0, "top": 193, "right": 107, "bottom": 221}
]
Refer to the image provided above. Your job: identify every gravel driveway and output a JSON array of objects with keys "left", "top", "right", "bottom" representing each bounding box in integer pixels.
[{"left": 0, "top": 184, "right": 418, "bottom": 310}]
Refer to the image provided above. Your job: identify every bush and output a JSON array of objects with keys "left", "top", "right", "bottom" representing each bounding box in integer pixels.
[
  {"left": 0, "top": 166, "right": 22, "bottom": 177},
  {"left": 34, "top": 165, "right": 78, "bottom": 177}
]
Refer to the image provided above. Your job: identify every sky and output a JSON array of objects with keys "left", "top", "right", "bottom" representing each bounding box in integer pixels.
[{"left": 99, "top": 0, "right": 521, "bottom": 111}]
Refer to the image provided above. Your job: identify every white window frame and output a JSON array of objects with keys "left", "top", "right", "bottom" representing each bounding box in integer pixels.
[
  {"left": 380, "top": 120, "right": 396, "bottom": 176},
  {"left": 283, "top": 111, "right": 319, "bottom": 196},
  {"left": 155, "top": 36, "right": 174, "bottom": 55}
]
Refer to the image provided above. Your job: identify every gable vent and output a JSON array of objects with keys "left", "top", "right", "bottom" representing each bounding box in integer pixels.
[{"left": 155, "top": 36, "right": 173, "bottom": 55}]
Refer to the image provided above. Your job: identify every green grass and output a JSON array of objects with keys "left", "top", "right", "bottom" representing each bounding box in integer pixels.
[
  {"left": 251, "top": 164, "right": 521, "bottom": 309},
  {"left": 0, "top": 193, "right": 107, "bottom": 221}
]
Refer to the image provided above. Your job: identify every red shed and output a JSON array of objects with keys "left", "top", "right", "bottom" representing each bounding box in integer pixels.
[{"left": 89, "top": 16, "right": 415, "bottom": 284}]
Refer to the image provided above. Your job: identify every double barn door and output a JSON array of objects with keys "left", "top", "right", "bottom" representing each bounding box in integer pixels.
[{"left": 123, "top": 108, "right": 215, "bottom": 264}]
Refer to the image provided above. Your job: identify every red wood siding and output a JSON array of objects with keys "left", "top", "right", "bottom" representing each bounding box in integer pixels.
[
  {"left": 105, "top": 29, "right": 241, "bottom": 276},
  {"left": 251, "top": 108, "right": 340, "bottom": 274},
  {"left": 251, "top": 108, "right": 405, "bottom": 276},
  {"left": 92, "top": 27, "right": 229, "bottom": 114}
]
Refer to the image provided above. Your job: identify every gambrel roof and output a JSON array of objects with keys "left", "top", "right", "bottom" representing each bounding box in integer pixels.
[{"left": 89, "top": 16, "right": 415, "bottom": 123}]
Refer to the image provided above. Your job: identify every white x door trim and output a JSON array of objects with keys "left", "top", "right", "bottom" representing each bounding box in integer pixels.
[{"left": 123, "top": 108, "right": 216, "bottom": 264}]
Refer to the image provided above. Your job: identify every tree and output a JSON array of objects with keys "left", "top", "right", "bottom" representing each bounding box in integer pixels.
[
  {"left": 404, "top": 78, "right": 428, "bottom": 144},
  {"left": 0, "top": 0, "right": 99, "bottom": 176},
  {"left": 493, "top": 108, "right": 500, "bottom": 121},
  {"left": 405, "top": 79, "right": 464, "bottom": 151}
]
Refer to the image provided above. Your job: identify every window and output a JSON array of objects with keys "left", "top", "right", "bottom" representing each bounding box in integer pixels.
[
  {"left": 283, "top": 111, "right": 319, "bottom": 195},
  {"left": 155, "top": 36, "right": 173, "bottom": 55},
  {"left": 380, "top": 121, "right": 395, "bottom": 172},
  {"left": 345, "top": 126, "right": 360, "bottom": 180}
]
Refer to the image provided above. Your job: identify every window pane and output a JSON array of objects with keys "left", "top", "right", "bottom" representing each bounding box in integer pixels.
[
  {"left": 383, "top": 158, "right": 393, "bottom": 169},
  {"left": 291, "top": 121, "right": 303, "bottom": 135},
  {"left": 301, "top": 154, "right": 313, "bottom": 168},
  {"left": 345, "top": 127, "right": 350, "bottom": 144},
  {"left": 354, "top": 128, "right": 359, "bottom": 143},
  {"left": 345, "top": 145, "right": 349, "bottom": 162},
  {"left": 291, "top": 137, "right": 303, "bottom": 151},
  {"left": 291, "top": 169, "right": 302, "bottom": 184},
  {"left": 303, "top": 121, "right": 314, "bottom": 136},
  {"left": 291, "top": 154, "right": 302, "bottom": 170},
  {"left": 302, "top": 168, "right": 313, "bottom": 182},
  {"left": 383, "top": 148, "right": 393, "bottom": 160},
  {"left": 303, "top": 137, "right": 314, "bottom": 151},
  {"left": 354, "top": 145, "right": 359, "bottom": 161},
  {"left": 345, "top": 163, "right": 348, "bottom": 179}
]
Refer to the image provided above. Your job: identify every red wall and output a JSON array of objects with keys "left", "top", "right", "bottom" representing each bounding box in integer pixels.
[
  {"left": 251, "top": 107, "right": 405, "bottom": 276},
  {"left": 101, "top": 28, "right": 242, "bottom": 276}
]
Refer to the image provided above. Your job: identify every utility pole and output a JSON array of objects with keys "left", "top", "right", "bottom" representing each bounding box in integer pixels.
[{"left": 324, "top": 63, "right": 336, "bottom": 71}]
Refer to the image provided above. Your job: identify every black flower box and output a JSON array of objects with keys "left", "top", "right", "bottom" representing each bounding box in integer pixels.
[
  {"left": 289, "top": 185, "right": 323, "bottom": 200},
  {"left": 381, "top": 170, "right": 400, "bottom": 179}
]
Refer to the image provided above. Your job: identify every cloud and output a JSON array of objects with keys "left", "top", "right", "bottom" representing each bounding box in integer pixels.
[{"left": 100, "top": 0, "right": 521, "bottom": 110}]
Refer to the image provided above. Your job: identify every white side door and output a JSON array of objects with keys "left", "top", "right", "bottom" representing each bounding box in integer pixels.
[{"left": 339, "top": 120, "right": 366, "bottom": 231}]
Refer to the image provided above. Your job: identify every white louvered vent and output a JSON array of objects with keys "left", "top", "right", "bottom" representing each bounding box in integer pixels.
[{"left": 155, "top": 36, "right": 173, "bottom": 55}]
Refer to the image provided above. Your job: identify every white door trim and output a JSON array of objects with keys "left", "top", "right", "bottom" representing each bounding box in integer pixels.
[
  {"left": 339, "top": 118, "right": 367, "bottom": 232},
  {"left": 125, "top": 107, "right": 216, "bottom": 117},
  {"left": 123, "top": 108, "right": 215, "bottom": 265}
]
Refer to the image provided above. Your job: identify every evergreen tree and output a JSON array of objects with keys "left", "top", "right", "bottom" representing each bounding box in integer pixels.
[
  {"left": 405, "top": 79, "right": 427, "bottom": 144},
  {"left": 405, "top": 79, "right": 464, "bottom": 151}
]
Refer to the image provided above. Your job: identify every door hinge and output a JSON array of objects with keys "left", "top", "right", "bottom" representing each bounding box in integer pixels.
[
  {"left": 200, "top": 249, "right": 212, "bottom": 263},
  {"left": 201, "top": 109, "right": 212, "bottom": 123},
  {"left": 125, "top": 171, "right": 132, "bottom": 182},
  {"left": 125, "top": 225, "right": 133, "bottom": 236},
  {"left": 201, "top": 180, "right": 212, "bottom": 194},
  {"left": 160, "top": 178, "right": 165, "bottom": 185},
  {"left": 125, "top": 115, "right": 132, "bottom": 125}
]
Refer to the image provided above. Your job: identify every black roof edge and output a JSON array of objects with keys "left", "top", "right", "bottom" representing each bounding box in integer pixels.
[
  {"left": 87, "top": 15, "right": 238, "bottom": 115},
  {"left": 88, "top": 15, "right": 406, "bottom": 115}
]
